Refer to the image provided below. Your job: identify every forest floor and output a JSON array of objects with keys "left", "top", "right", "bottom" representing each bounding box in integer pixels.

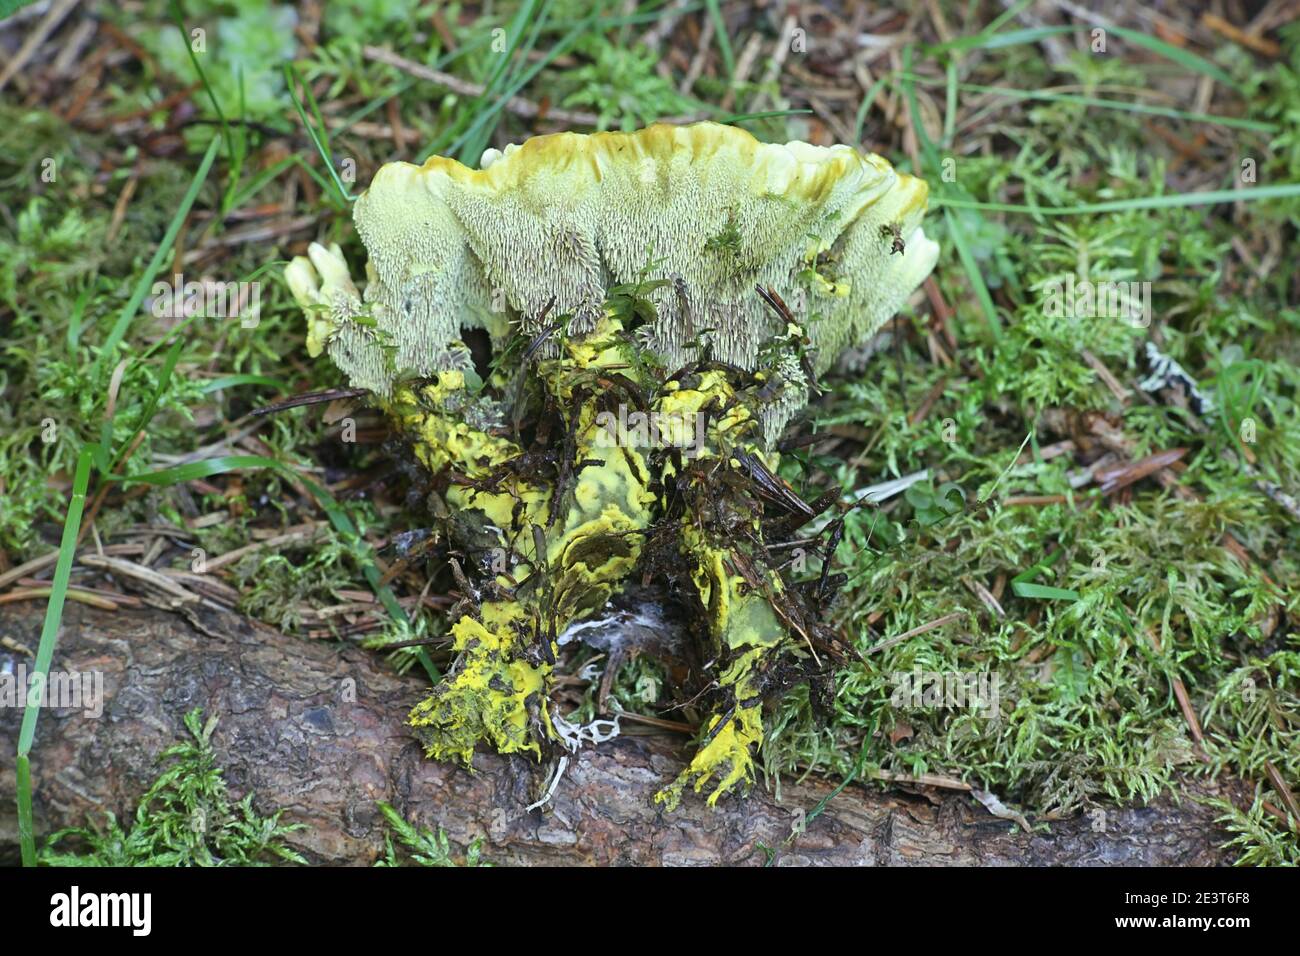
[{"left": 1, "top": 0, "right": 1297, "bottom": 865}]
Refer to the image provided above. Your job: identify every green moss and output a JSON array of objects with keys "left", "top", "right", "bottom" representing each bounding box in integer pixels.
[
  {"left": 233, "top": 536, "right": 358, "bottom": 634},
  {"left": 39, "top": 708, "right": 305, "bottom": 866},
  {"left": 374, "top": 801, "right": 490, "bottom": 867},
  {"left": 762, "top": 32, "right": 1300, "bottom": 863}
]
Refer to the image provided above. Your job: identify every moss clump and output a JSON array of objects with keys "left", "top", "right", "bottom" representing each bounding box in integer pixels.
[
  {"left": 374, "top": 801, "right": 489, "bottom": 867},
  {"left": 39, "top": 709, "right": 305, "bottom": 866}
]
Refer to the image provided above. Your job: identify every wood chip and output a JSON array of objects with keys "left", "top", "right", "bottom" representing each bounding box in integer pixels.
[
  {"left": 1201, "top": 12, "right": 1281, "bottom": 57},
  {"left": 362, "top": 45, "right": 610, "bottom": 128},
  {"left": 0, "top": 0, "right": 80, "bottom": 92},
  {"left": 0, "top": 542, "right": 144, "bottom": 592},
  {"left": 78, "top": 554, "right": 200, "bottom": 606},
  {"left": 866, "top": 610, "right": 965, "bottom": 656}
]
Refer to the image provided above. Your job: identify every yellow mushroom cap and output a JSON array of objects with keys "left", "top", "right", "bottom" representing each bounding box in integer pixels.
[{"left": 302, "top": 122, "right": 939, "bottom": 437}]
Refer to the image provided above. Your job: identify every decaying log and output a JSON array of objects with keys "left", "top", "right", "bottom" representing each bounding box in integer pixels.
[{"left": 0, "top": 603, "right": 1235, "bottom": 865}]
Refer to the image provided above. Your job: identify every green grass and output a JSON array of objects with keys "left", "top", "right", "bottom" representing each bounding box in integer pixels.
[{"left": 15, "top": 446, "right": 95, "bottom": 865}]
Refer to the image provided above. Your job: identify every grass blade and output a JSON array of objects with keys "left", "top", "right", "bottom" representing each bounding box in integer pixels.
[
  {"left": 943, "top": 59, "right": 958, "bottom": 147},
  {"left": 926, "top": 24, "right": 1073, "bottom": 56},
  {"left": 852, "top": 74, "right": 890, "bottom": 143},
  {"left": 295, "top": 474, "right": 437, "bottom": 680},
  {"left": 927, "top": 22, "right": 1238, "bottom": 90},
  {"left": 114, "top": 454, "right": 278, "bottom": 486},
  {"left": 440, "top": 11, "right": 596, "bottom": 164},
  {"left": 283, "top": 63, "right": 355, "bottom": 206},
  {"left": 457, "top": 0, "right": 552, "bottom": 164},
  {"left": 898, "top": 71, "right": 1274, "bottom": 132},
  {"left": 15, "top": 755, "right": 34, "bottom": 865},
  {"left": 961, "top": 84, "right": 1269, "bottom": 132},
  {"left": 897, "top": 45, "right": 1002, "bottom": 343},
  {"left": 944, "top": 208, "right": 1003, "bottom": 342},
  {"left": 66, "top": 286, "right": 91, "bottom": 353},
  {"left": 1011, "top": 581, "right": 1081, "bottom": 601},
  {"left": 703, "top": 0, "right": 735, "bottom": 83},
  {"left": 421, "top": 0, "right": 545, "bottom": 162},
  {"left": 719, "top": 108, "right": 813, "bottom": 124},
  {"left": 936, "top": 183, "right": 1300, "bottom": 216},
  {"left": 92, "top": 135, "right": 220, "bottom": 380},
  {"left": 16, "top": 445, "right": 97, "bottom": 866},
  {"left": 105, "top": 338, "right": 185, "bottom": 475},
  {"left": 1011, "top": 550, "right": 1080, "bottom": 602},
  {"left": 199, "top": 374, "right": 287, "bottom": 394},
  {"left": 170, "top": 0, "right": 234, "bottom": 160},
  {"left": 1108, "top": 25, "right": 1236, "bottom": 89}
]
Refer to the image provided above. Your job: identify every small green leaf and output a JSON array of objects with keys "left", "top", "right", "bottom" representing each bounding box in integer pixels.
[{"left": 1012, "top": 550, "right": 1080, "bottom": 601}]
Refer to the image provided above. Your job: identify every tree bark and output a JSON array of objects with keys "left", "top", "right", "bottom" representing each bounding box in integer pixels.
[{"left": 0, "top": 603, "right": 1235, "bottom": 865}]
